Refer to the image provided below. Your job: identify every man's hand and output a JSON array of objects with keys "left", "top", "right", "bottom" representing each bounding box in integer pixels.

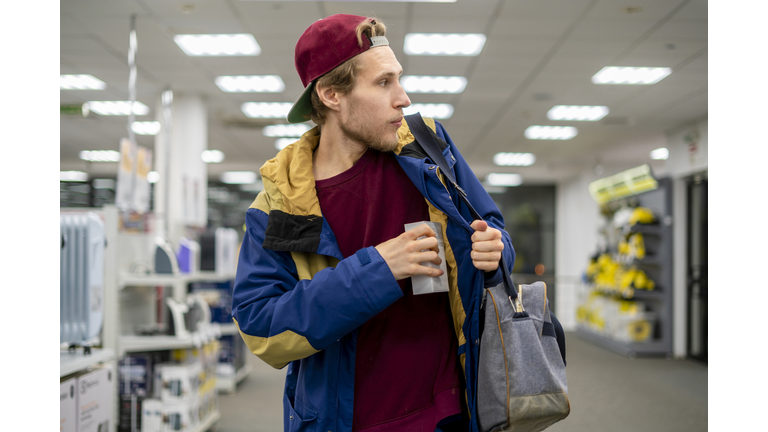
[
  {"left": 470, "top": 220, "right": 504, "bottom": 272},
  {"left": 375, "top": 223, "right": 444, "bottom": 281}
]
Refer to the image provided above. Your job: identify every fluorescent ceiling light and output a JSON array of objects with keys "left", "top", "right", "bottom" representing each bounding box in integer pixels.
[
  {"left": 61, "top": 171, "right": 89, "bottom": 182},
  {"left": 201, "top": 150, "right": 225, "bottom": 163},
  {"left": 215, "top": 75, "right": 285, "bottom": 93},
  {"left": 403, "top": 103, "right": 454, "bottom": 119},
  {"left": 241, "top": 102, "right": 293, "bottom": 119},
  {"left": 79, "top": 150, "right": 121, "bottom": 162},
  {"left": 174, "top": 34, "right": 261, "bottom": 56},
  {"left": 404, "top": 33, "right": 486, "bottom": 56},
  {"left": 263, "top": 124, "right": 311, "bottom": 137},
  {"left": 87, "top": 101, "right": 149, "bottom": 116},
  {"left": 60, "top": 74, "right": 106, "bottom": 90},
  {"left": 650, "top": 148, "right": 669, "bottom": 160},
  {"left": 493, "top": 152, "right": 536, "bottom": 167},
  {"left": 221, "top": 171, "right": 257, "bottom": 184},
  {"left": 401, "top": 76, "right": 467, "bottom": 94},
  {"left": 131, "top": 121, "right": 161, "bottom": 135},
  {"left": 147, "top": 171, "right": 160, "bottom": 183},
  {"left": 487, "top": 173, "right": 523, "bottom": 187},
  {"left": 525, "top": 125, "right": 578, "bottom": 140},
  {"left": 275, "top": 138, "right": 295, "bottom": 150},
  {"left": 592, "top": 67, "right": 672, "bottom": 85},
  {"left": 547, "top": 105, "right": 609, "bottom": 121}
]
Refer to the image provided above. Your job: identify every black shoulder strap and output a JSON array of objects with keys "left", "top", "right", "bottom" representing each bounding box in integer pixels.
[{"left": 405, "top": 112, "right": 518, "bottom": 300}]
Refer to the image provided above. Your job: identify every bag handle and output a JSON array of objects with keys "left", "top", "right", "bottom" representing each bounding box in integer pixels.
[{"left": 405, "top": 112, "right": 518, "bottom": 301}]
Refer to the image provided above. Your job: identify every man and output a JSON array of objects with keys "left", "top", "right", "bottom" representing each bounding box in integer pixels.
[{"left": 232, "top": 14, "right": 514, "bottom": 432}]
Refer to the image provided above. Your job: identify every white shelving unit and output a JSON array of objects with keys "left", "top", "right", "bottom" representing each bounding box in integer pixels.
[
  {"left": 216, "top": 362, "right": 251, "bottom": 393},
  {"left": 60, "top": 347, "right": 115, "bottom": 377},
  {"left": 100, "top": 205, "right": 241, "bottom": 432}
]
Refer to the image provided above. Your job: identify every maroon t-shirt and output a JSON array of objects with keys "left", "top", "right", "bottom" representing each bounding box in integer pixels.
[{"left": 315, "top": 149, "right": 464, "bottom": 432}]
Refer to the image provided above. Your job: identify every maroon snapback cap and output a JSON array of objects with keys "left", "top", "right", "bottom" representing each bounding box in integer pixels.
[{"left": 286, "top": 14, "right": 389, "bottom": 123}]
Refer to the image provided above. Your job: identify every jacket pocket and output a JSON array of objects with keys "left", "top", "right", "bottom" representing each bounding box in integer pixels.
[{"left": 285, "top": 394, "right": 318, "bottom": 432}]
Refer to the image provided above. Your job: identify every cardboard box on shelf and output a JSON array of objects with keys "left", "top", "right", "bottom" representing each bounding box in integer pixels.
[
  {"left": 141, "top": 399, "right": 163, "bottom": 432},
  {"left": 76, "top": 365, "right": 114, "bottom": 432},
  {"left": 60, "top": 377, "right": 77, "bottom": 432}
]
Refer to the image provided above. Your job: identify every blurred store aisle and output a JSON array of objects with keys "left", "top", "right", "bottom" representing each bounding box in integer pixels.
[{"left": 217, "top": 332, "right": 707, "bottom": 432}]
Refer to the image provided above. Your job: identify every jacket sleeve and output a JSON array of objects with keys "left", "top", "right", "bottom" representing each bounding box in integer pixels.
[
  {"left": 434, "top": 121, "right": 516, "bottom": 287},
  {"left": 231, "top": 205, "right": 404, "bottom": 369}
]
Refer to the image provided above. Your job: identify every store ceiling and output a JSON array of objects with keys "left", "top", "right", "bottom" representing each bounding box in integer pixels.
[{"left": 60, "top": 0, "right": 707, "bottom": 184}]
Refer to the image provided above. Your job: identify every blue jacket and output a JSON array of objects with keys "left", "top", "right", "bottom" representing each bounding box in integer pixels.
[{"left": 232, "top": 117, "right": 515, "bottom": 432}]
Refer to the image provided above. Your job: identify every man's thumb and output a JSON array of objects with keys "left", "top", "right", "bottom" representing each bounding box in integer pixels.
[{"left": 471, "top": 220, "right": 488, "bottom": 231}]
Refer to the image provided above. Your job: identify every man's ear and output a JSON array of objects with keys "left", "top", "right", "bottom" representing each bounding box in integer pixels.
[{"left": 316, "top": 83, "right": 342, "bottom": 113}]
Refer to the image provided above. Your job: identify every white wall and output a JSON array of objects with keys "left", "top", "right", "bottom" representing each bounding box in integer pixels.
[{"left": 554, "top": 172, "right": 602, "bottom": 330}]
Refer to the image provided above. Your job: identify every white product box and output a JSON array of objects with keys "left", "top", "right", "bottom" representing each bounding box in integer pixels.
[
  {"left": 76, "top": 365, "right": 113, "bottom": 432},
  {"left": 155, "top": 362, "right": 201, "bottom": 403},
  {"left": 162, "top": 402, "right": 193, "bottom": 432},
  {"left": 404, "top": 221, "right": 449, "bottom": 295},
  {"left": 60, "top": 377, "right": 77, "bottom": 432},
  {"left": 141, "top": 399, "right": 164, "bottom": 432}
]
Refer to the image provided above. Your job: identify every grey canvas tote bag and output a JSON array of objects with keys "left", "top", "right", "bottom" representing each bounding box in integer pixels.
[{"left": 477, "top": 280, "right": 570, "bottom": 432}]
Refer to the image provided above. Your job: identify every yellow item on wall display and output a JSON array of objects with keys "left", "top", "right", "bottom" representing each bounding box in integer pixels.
[{"left": 629, "top": 207, "right": 656, "bottom": 226}]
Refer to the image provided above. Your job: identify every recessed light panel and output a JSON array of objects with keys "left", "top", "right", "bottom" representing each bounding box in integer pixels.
[
  {"left": 215, "top": 75, "right": 285, "bottom": 93},
  {"left": 221, "top": 171, "right": 257, "bottom": 184},
  {"left": 131, "top": 121, "right": 161, "bottom": 135},
  {"left": 201, "top": 150, "right": 225, "bottom": 163},
  {"left": 525, "top": 125, "right": 578, "bottom": 140},
  {"left": 487, "top": 173, "right": 523, "bottom": 187},
  {"left": 241, "top": 102, "right": 293, "bottom": 119},
  {"left": 79, "top": 150, "right": 121, "bottom": 162},
  {"left": 401, "top": 76, "right": 467, "bottom": 94},
  {"left": 60, "top": 75, "right": 106, "bottom": 90},
  {"left": 404, "top": 33, "right": 486, "bottom": 56},
  {"left": 87, "top": 101, "right": 149, "bottom": 116},
  {"left": 592, "top": 67, "right": 671, "bottom": 85},
  {"left": 547, "top": 105, "right": 609, "bottom": 121},
  {"left": 493, "top": 152, "right": 536, "bottom": 166},
  {"left": 275, "top": 138, "right": 295, "bottom": 150},
  {"left": 650, "top": 148, "right": 669, "bottom": 160},
  {"left": 61, "top": 171, "right": 89, "bottom": 182},
  {"left": 174, "top": 34, "right": 261, "bottom": 56},
  {"left": 263, "top": 124, "right": 311, "bottom": 137},
  {"left": 403, "top": 104, "right": 454, "bottom": 119}
]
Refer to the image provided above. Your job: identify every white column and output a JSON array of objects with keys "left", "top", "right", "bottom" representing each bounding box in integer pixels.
[{"left": 154, "top": 95, "right": 208, "bottom": 248}]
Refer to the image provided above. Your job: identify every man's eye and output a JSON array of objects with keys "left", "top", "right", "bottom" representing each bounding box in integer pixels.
[{"left": 380, "top": 80, "right": 388, "bottom": 86}]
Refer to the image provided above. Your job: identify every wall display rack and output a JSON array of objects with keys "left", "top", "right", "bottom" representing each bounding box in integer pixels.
[{"left": 576, "top": 177, "right": 674, "bottom": 358}]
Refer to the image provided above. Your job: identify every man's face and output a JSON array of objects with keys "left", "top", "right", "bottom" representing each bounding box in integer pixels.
[{"left": 338, "top": 46, "right": 411, "bottom": 152}]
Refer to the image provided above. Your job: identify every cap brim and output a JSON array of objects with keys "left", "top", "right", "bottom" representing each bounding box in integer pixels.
[{"left": 286, "top": 81, "right": 315, "bottom": 124}]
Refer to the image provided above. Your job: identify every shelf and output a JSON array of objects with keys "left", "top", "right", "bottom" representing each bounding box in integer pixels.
[
  {"left": 119, "top": 328, "right": 218, "bottom": 354},
  {"left": 60, "top": 348, "right": 115, "bottom": 377},
  {"left": 119, "top": 271, "right": 236, "bottom": 288},
  {"left": 575, "top": 326, "right": 670, "bottom": 358},
  {"left": 218, "top": 323, "right": 238, "bottom": 336},
  {"left": 216, "top": 363, "right": 251, "bottom": 394},
  {"left": 628, "top": 224, "right": 662, "bottom": 235},
  {"left": 195, "top": 410, "right": 221, "bottom": 432}
]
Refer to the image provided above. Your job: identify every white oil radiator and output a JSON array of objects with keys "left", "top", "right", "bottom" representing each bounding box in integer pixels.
[{"left": 60, "top": 212, "right": 105, "bottom": 348}]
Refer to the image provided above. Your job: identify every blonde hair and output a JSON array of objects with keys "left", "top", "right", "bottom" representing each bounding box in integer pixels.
[{"left": 310, "top": 18, "right": 387, "bottom": 125}]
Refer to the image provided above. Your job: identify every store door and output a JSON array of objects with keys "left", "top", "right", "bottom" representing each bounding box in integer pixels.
[{"left": 687, "top": 173, "right": 707, "bottom": 363}]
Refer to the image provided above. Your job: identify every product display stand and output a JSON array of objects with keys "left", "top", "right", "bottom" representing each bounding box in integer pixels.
[
  {"left": 101, "top": 205, "right": 231, "bottom": 432},
  {"left": 576, "top": 178, "right": 674, "bottom": 358}
]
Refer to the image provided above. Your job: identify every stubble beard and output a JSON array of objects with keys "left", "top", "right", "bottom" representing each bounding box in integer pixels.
[{"left": 339, "top": 98, "right": 400, "bottom": 153}]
